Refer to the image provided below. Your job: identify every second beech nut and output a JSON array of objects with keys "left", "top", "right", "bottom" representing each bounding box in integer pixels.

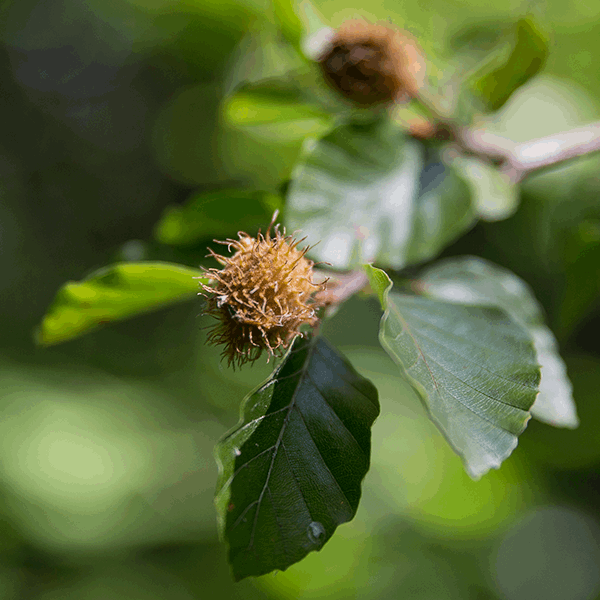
[{"left": 319, "top": 19, "right": 426, "bottom": 107}]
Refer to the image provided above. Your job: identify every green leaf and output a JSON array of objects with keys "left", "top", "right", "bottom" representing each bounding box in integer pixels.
[
  {"left": 218, "top": 81, "right": 333, "bottom": 190},
  {"left": 271, "top": 0, "right": 305, "bottom": 50},
  {"left": 224, "top": 26, "right": 306, "bottom": 94},
  {"left": 451, "top": 155, "right": 519, "bottom": 221},
  {"left": 35, "top": 262, "right": 205, "bottom": 346},
  {"left": 214, "top": 335, "right": 380, "bottom": 580},
  {"left": 154, "top": 188, "right": 282, "bottom": 246},
  {"left": 223, "top": 80, "right": 330, "bottom": 127},
  {"left": 477, "top": 76, "right": 600, "bottom": 145},
  {"left": 271, "top": 0, "right": 331, "bottom": 57},
  {"left": 474, "top": 18, "right": 548, "bottom": 113},
  {"left": 461, "top": 16, "right": 548, "bottom": 112},
  {"left": 364, "top": 264, "right": 540, "bottom": 479},
  {"left": 287, "top": 118, "right": 476, "bottom": 270},
  {"left": 413, "top": 256, "right": 578, "bottom": 429}
]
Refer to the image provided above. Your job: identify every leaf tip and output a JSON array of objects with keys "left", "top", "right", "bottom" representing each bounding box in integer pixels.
[{"left": 363, "top": 264, "right": 392, "bottom": 308}]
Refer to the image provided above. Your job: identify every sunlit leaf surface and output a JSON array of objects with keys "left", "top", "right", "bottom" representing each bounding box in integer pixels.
[
  {"left": 36, "top": 262, "right": 205, "bottom": 346},
  {"left": 365, "top": 265, "right": 540, "bottom": 479},
  {"left": 215, "top": 335, "right": 379, "bottom": 580},
  {"left": 413, "top": 256, "right": 578, "bottom": 428},
  {"left": 287, "top": 118, "right": 475, "bottom": 269}
]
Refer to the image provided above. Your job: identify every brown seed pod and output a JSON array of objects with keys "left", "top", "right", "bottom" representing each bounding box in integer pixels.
[
  {"left": 199, "top": 214, "right": 325, "bottom": 368},
  {"left": 407, "top": 119, "right": 437, "bottom": 139},
  {"left": 319, "top": 19, "right": 426, "bottom": 107}
]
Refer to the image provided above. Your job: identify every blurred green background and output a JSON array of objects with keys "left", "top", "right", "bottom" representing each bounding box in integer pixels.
[{"left": 1, "top": 0, "right": 600, "bottom": 598}]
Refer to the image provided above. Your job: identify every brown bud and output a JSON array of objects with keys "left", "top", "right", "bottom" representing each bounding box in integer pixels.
[
  {"left": 407, "top": 119, "right": 437, "bottom": 139},
  {"left": 408, "top": 121, "right": 454, "bottom": 141},
  {"left": 319, "top": 19, "right": 426, "bottom": 107},
  {"left": 199, "top": 216, "right": 325, "bottom": 368}
]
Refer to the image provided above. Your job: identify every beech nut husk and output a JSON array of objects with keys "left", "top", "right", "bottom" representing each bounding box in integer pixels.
[
  {"left": 199, "top": 216, "right": 325, "bottom": 368},
  {"left": 319, "top": 19, "right": 426, "bottom": 107}
]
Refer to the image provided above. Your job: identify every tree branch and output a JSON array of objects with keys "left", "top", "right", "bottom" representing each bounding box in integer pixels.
[
  {"left": 314, "top": 269, "right": 369, "bottom": 306},
  {"left": 459, "top": 121, "right": 600, "bottom": 182}
]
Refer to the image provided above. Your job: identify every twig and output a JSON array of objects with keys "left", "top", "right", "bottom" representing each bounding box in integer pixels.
[
  {"left": 314, "top": 269, "right": 369, "bottom": 306},
  {"left": 459, "top": 121, "right": 600, "bottom": 182}
]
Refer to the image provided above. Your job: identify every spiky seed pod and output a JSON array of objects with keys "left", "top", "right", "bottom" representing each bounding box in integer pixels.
[
  {"left": 199, "top": 219, "right": 325, "bottom": 368},
  {"left": 319, "top": 19, "right": 426, "bottom": 107}
]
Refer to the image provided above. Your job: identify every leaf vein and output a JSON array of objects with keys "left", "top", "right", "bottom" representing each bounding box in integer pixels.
[
  {"left": 420, "top": 351, "right": 523, "bottom": 436},
  {"left": 388, "top": 304, "right": 440, "bottom": 395},
  {"left": 266, "top": 484, "right": 290, "bottom": 563},
  {"left": 293, "top": 402, "right": 353, "bottom": 507},
  {"left": 304, "top": 370, "right": 367, "bottom": 460},
  {"left": 407, "top": 326, "right": 537, "bottom": 399},
  {"left": 396, "top": 304, "right": 536, "bottom": 382},
  {"left": 246, "top": 340, "right": 320, "bottom": 552},
  {"left": 227, "top": 446, "right": 275, "bottom": 488}
]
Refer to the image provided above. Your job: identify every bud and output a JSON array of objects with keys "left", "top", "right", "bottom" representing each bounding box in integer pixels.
[
  {"left": 318, "top": 19, "right": 426, "bottom": 107},
  {"left": 199, "top": 215, "right": 325, "bottom": 368}
]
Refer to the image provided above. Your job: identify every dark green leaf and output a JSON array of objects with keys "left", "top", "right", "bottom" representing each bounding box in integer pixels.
[
  {"left": 365, "top": 265, "right": 540, "bottom": 479},
  {"left": 154, "top": 188, "right": 282, "bottom": 246},
  {"left": 35, "top": 262, "right": 205, "bottom": 346},
  {"left": 214, "top": 335, "right": 380, "bottom": 580},
  {"left": 413, "top": 256, "right": 577, "bottom": 428},
  {"left": 287, "top": 118, "right": 475, "bottom": 270},
  {"left": 470, "top": 18, "right": 549, "bottom": 113}
]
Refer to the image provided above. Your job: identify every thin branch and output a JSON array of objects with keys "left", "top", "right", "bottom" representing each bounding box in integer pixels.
[
  {"left": 314, "top": 269, "right": 369, "bottom": 306},
  {"left": 459, "top": 121, "right": 600, "bottom": 182}
]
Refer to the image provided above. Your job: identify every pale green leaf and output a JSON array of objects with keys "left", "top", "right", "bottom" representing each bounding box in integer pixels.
[
  {"left": 413, "top": 256, "right": 578, "bottom": 428},
  {"left": 452, "top": 155, "right": 519, "bottom": 221},
  {"left": 365, "top": 265, "right": 540, "bottom": 479},
  {"left": 287, "top": 118, "right": 475, "bottom": 270}
]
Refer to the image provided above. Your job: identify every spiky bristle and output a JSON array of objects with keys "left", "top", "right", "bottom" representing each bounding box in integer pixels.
[{"left": 199, "top": 223, "right": 325, "bottom": 368}]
